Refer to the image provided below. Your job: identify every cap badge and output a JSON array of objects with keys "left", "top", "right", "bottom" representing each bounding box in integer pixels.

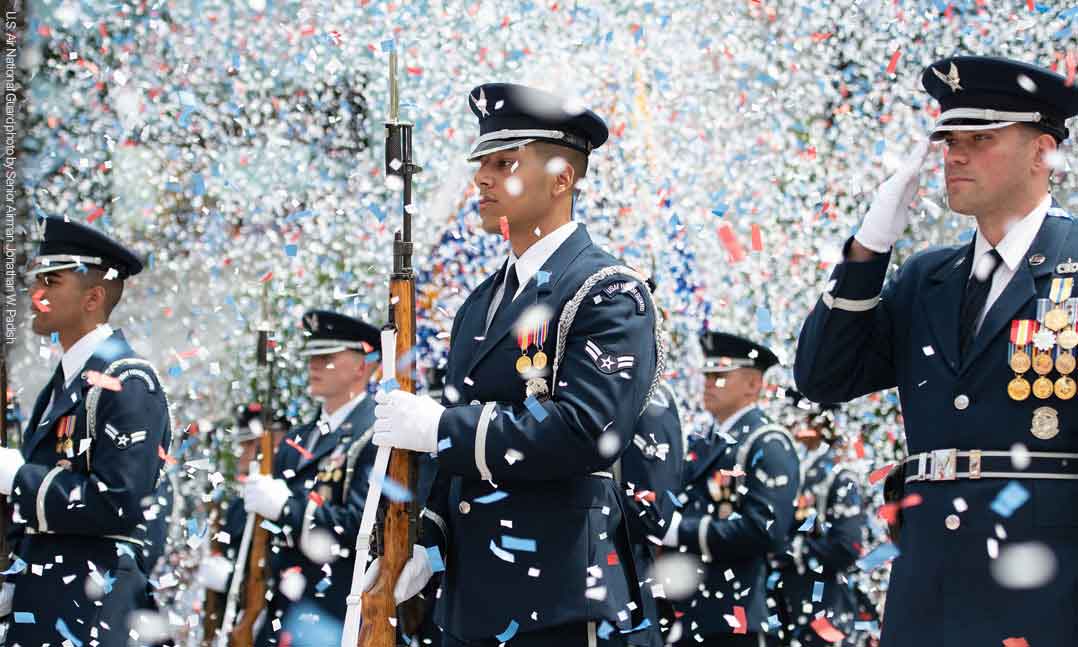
[
  {"left": 470, "top": 87, "right": 490, "bottom": 118},
  {"left": 933, "top": 62, "right": 963, "bottom": 93}
]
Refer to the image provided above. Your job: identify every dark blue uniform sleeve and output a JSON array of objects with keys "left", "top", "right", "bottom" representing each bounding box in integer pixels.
[
  {"left": 620, "top": 395, "right": 684, "bottom": 542},
  {"left": 276, "top": 446, "right": 369, "bottom": 548},
  {"left": 678, "top": 432, "right": 800, "bottom": 560},
  {"left": 11, "top": 375, "right": 168, "bottom": 536},
  {"left": 804, "top": 472, "right": 865, "bottom": 573},
  {"left": 434, "top": 277, "right": 658, "bottom": 482},
  {"left": 794, "top": 240, "right": 899, "bottom": 403}
]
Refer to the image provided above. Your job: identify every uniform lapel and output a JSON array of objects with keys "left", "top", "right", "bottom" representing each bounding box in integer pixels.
[
  {"left": 920, "top": 243, "right": 973, "bottom": 372},
  {"left": 464, "top": 226, "right": 593, "bottom": 376},
  {"left": 962, "top": 215, "right": 1073, "bottom": 372},
  {"left": 303, "top": 395, "right": 375, "bottom": 469},
  {"left": 22, "top": 367, "right": 61, "bottom": 459},
  {"left": 454, "top": 269, "right": 503, "bottom": 352},
  {"left": 684, "top": 409, "right": 764, "bottom": 483}
]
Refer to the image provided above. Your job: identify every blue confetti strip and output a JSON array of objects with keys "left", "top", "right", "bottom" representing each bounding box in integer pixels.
[
  {"left": 426, "top": 546, "right": 446, "bottom": 574},
  {"left": 597, "top": 620, "right": 614, "bottom": 639},
  {"left": 535, "top": 270, "right": 551, "bottom": 286},
  {"left": 855, "top": 621, "right": 880, "bottom": 632},
  {"left": 495, "top": 620, "right": 519, "bottom": 643},
  {"left": 798, "top": 511, "right": 817, "bottom": 532},
  {"left": 474, "top": 491, "right": 508, "bottom": 504},
  {"left": 380, "top": 378, "right": 400, "bottom": 393},
  {"left": 380, "top": 475, "right": 414, "bottom": 502},
  {"left": 316, "top": 577, "right": 332, "bottom": 592},
  {"left": 856, "top": 542, "right": 899, "bottom": 572},
  {"left": 767, "top": 614, "right": 781, "bottom": 631},
  {"left": 523, "top": 396, "right": 548, "bottom": 422},
  {"left": 260, "top": 519, "right": 283, "bottom": 534},
  {"left": 437, "top": 436, "right": 453, "bottom": 452},
  {"left": 812, "top": 581, "right": 824, "bottom": 602},
  {"left": 991, "top": 481, "right": 1029, "bottom": 518},
  {"left": 501, "top": 535, "right": 537, "bottom": 552},
  {"left": 622, "top": 618, "right": 651, "bottom": 633},
  {"left": 56, "top": 618, "right": 84, "bottom": 647},
  {"left": 1, "top": 556, "right": 26, "bottom": 575},
  {"left": 666, "top": 490, "right": 683, "bottom": 509},
  {"left": 13, "top": 612, "right": 34, "bottom": 624}
]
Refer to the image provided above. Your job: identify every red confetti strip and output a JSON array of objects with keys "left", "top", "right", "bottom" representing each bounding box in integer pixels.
[
  {"left": 633, "top": 490, "right": 656, "bottom": 503},
  {"left": 717, "top": 223, "right": 746, "bottom": 263},
  {"left": 606, "top": 551, "right": 619, "bottom": 566},
  {"left": 720, "top": 467, "right": 746, "bottom": 478},
  {"left": 308, "top": 491, "right": 325, "bottom": 507},
  {"left": 900, "top": 493, "right": 923, "bottom": 508},
  {"left": 732, "top": 606, "right": 748, "bottom": 634},
  {"left": 499, "top": 216, "right": 510, "bottom": 240},
  {"left": 406, "top": 66, "right": 423, "bottom": 76},
  {"left": 750, "top": 223, "right": 763, "bottom": 252},
  {"left": 886, "top": 48, "right": 901, "bottom": 75},
  {"left": 1025, "top": 0, "right": 1034, "bottom": 11},
  {"left": 853, "top": 435, "right": 865, "bottom": 459},
  {"left": 84, "top": 370, "right": 122, "bottom": 392},
  {"left": 810, "top": 616, "right": 846, "bottom": 643},
  {"left": 32, "top": 289, "right": 50, "bottom": 313},
  {"left": 1004, "top": 638, "right": 1030, "bottom": 647},
  {"left": 259, "top": 271, "right": 274, "bottom": 283},
  {"left": 868, "top": 463, "right": 895, "bottom": 485},
  {"left": 158, "top": 445, "right": 177, "bottom": 465},
  {"left": 86, "top": 205, "right": 104, "bottom": 223},
  {"left": 285, "top": 437, "right": 314, "bottom": 461},
  {"left": 811, "top": 32, "right": 833, "bottom": 42}
]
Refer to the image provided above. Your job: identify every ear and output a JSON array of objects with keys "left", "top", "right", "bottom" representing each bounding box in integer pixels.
[
  {"left": 82, "top": 284, "right": 107, "bottom": 315},
  {"left": 1032, "top": 133, "right": 1057, "bottom": 172},
  {"left": 550, "top": 155, "right": 575, "bottom": 199}
]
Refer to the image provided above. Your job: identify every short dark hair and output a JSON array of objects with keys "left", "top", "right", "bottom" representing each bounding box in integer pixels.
[
  {"left": 532, "top": 141, "right": 589, "bottom": 186},
  {"left": 75, "top": 267, "right": 124, "bottom": 318}
]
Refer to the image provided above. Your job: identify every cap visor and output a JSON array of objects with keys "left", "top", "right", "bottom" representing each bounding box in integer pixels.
[
  {"left": 467, "top": 138, "right": 536, "bottom": 162},
  {"left": 929, "top": 121, "right": 1016, "bottom": 141}
]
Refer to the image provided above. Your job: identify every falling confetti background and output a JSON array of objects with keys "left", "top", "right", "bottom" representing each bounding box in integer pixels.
[{"left": 7, "top": 0, "right": 1078, "bottom": 642}]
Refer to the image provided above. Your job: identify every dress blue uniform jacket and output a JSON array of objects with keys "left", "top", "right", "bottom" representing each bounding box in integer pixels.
[
  {"left": 620, "top": 382, "right": 684, "bottom": 647},
  {"left": 7, "top": 330, "right": 171, "bottom": 647},
  {"left": 795, "top": 209, "right": 1078, "bottom": 646},
  {"left": 421, "top": 225, "right": 660, "bottom": 643},
  {"left": 256, "top": 395, "right": 376, "bottom": 646},
  {"left": 674, "top": 407, "right": 800, "bottom": 640},
  {"left": 776, "top": 447, "right": 865, "bottom": 646}
]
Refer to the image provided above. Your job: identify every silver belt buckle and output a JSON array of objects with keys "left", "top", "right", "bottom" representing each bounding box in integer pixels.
[{"left": 931, "top": 449, "right": 958, "bottom": 481}]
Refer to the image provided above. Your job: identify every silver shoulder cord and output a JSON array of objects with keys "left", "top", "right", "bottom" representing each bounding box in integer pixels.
[{"left": 340, "top": 327, "right": 398, "bottom": 646}]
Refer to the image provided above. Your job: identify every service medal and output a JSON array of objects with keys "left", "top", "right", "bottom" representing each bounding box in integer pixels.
[
  {"left": 1033, "top": 376, "right": 1055, "bottom": 399},
  {"left": 1033, "top": 327, "right": 1057, "bottom": 351},
  {"left": 1031, "top": 406, "right": 1060, "bottom": 440},
  {"left": 515, "top": 355, "right": 533, "bottom": 374},
  {"left": 1010, "top": 349, "right": 1032, "bottom": 374},
  {"left": 1033, "top": 351, "right": 1055, "bottom": 375},
  {"left": 1008, "top": 377, "right": 1031, "bottom": 401},
  {"left": 1059, "top": 329, "right": 1078, "bottom": 350},
  {"left": 532, "top": 350, "right": 548, "bottom": 370},
  {"left": 1045, "top": 307, "right": 1069, "bottom": 332},
  {"left": 1055, "top": 376, "right": 1077, "bottom": 400},
  {"left": 1057, "top": 352, "right": 1076, "bottom": 375}
]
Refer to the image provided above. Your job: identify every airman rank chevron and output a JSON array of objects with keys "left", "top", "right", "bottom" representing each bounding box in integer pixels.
[
  {"left": 585, "top": 339, "right": 636, "bottom": 375},
  {"left": 104, "top": 423, "right": 148, "bottom": 450}
]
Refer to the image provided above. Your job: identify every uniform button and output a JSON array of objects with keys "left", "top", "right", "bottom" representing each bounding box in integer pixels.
[
  {"left": 458, "top": 501, "right": 471, "bottom": 515},
  {"left": 953, "top": 394, "right": 970, "bottom": 410},
  {"left": 945, "top": 514, "right": 961, "bottom": 530}
]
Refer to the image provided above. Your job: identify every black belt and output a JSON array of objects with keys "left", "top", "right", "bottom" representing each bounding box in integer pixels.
[{"left": 902, "top": 449, "right": 1078, "bottom": 483}]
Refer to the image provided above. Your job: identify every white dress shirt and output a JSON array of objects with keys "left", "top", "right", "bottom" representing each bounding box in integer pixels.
[
  {"left": 715, "top": 403, "right": 758, "bottom": 438},
  {"left": 484, "top": 221, "right": 579, "bottom": 331},
  {"left": 970, "top": 194, "right": 1051, "bottom": 331},
  {"left": 46, "top": 323, "right": 114, "bottom": 411},
  {"left": 309, "top": 391, "right": 368, "bottom": 451}
]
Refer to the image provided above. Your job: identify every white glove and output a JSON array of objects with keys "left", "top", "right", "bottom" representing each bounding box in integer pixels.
[
  {"left": 361, "top": 544, "right": 435, "bottom": 604},
  {"left": 854, "top": 140, "right": 932, "bottom": 253},
  {"left": 373, "top": 390, "right": 445, "bottom": 454},
  {"left": 197, "top": 555, "right": 234, "bottom": 593},
  {"left": 242, "top": 475, "right": 291, "bottom": 522},
  {"left": 0, "top": 448, "right": 25, "bottom": 496},
  {"left": 661, "top": 511, "right": 682, "bottom": 548},
  {"left": 0, "top": 582, "right": 14, "bottom": 617}
]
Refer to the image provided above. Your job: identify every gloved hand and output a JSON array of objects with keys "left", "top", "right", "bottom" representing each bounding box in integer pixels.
[
  {"left": 661, "top": 511, "right": 682, "bottom": 548},
  {"left": 373, "top": 389, "right": 445, "bottom": 454},
  {"left": 242, "top": 475, "right": 292, "bottom": 522},
  {"left": 362, "top": 544, "right": 436, "bottom": 604},
  {"left": 0, "top": 582, "right": 14, "bottom": 617},
  {"left": 197, "top": 555, "right": 234, "bottom": 593},
  {"left": 0, "top": 447, "right": 25, "bottom": 496},
  {"left": 854, "top": 140, "right": 932, "bottom": 253}
]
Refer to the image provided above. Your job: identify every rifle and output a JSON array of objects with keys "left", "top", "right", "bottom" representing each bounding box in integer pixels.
[
  {"left": 220, "top": 281, "right": 277, "bottom": 647},
  {"left": 341, "top": 47, "right": 423, "bottom": 647}
]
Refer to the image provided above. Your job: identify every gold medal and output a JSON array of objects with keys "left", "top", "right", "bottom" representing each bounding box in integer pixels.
[
  {"left": 1008, "top": 376, "right": 1031, "bottom": 401},
  {"left": 1059, "top": 329, "right": 1078, "bottom": 350},
  {"left": 1033, "top": 351, "right": 1054, "bottom": 375},
  {"left": 1010, "top": 349, "right": 1032, "bottom": 374},
  {"left": 515, "top": 355, "right": 533, "bottom": 374},
  {"left": 1057, "top": 352, "right": 1077, "bottom": 375},
  {"left": 1055, "top": 376, "right": 1077, "bottom": 400},
  {"left": 1033, "top": 376, "right": 1055, "bottom": 399},
  {"left": 1031, "top": 406, "right": 1060, "bottom": 440},
  {"left": 1045, "top": 307, "right": 1069, "bottom": 332},
  {"left": 532, "top": 351, "right": 548, "bottom": 370}
]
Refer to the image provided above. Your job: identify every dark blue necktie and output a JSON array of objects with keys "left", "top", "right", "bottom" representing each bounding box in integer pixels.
[
  {"left": 959, "top": 248, "right": 1003, "bottom": 359},
  {"left": 490, "top": 264, "right": 520, "bottom": 329}
]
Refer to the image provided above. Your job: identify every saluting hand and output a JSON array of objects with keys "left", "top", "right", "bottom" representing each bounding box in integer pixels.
[
  {"left": 854, "top": 140, "right": 933, "bottom": 254},
  {"left": 372, "top": 389, "right": 445, "bottom": 454}
]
